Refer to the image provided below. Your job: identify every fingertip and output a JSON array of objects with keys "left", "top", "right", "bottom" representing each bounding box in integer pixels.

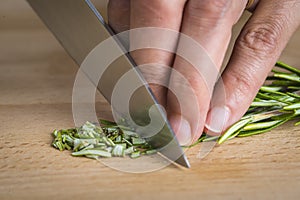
[
  {"left": 168, "top": 113, "right": 192, "bottom": 146},
  {"left": 205, "top": 106, "right": 230, "bottom": 136}
]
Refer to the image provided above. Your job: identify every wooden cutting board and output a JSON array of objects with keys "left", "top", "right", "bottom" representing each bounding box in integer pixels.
[{"left": 0, "top": 1, "right": 299, "bottom": 199}]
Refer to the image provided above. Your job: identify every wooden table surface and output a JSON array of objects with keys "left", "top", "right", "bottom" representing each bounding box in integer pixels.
[{"left": 1, "top": 1, "right": 300, "bottom": 199}]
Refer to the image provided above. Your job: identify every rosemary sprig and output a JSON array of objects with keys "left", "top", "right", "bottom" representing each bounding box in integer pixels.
[{"left": 215, "top": 61, "right": 300, "bottom": 144}]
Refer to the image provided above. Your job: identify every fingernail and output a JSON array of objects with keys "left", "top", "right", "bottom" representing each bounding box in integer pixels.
[
  {"left": 205, "top": 106, "right": 230, "bottom": 134},
  {"left": 169, "top": 115, "right": 192, "bottom": 146}
]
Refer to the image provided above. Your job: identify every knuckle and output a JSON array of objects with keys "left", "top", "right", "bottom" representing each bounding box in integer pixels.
[
  {"left": 187, "top": 0, "right": 231, "bottom": 27},
  {"left": 138, "top": 0, "right": 186, "bottom": 20},
  {"left": 189, "top": 0, "right": 229, "bottom": 11},
  {"left": 238, "top": 21, "right": 283, "bottom": 56}
]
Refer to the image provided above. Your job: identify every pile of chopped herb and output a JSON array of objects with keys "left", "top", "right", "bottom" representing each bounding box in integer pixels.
[
  {"left": 52, "top": 120, "right": 156, "bottom": 159},
  {"left": 52, "top": 62, "right": 300, "bottom": 158}
]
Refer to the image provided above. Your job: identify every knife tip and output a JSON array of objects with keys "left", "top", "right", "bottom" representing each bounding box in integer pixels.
[{"left": 175, "top": 155, "right": 191, "bottom": 168}]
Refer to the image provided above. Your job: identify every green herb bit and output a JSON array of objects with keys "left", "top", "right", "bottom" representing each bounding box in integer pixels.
[
  {"left": 249, "top": 110, "right": 283, "bottom": 123},
  {"left": 115, "top": 135, "right": 122, "bottom": 143},
  {"left": 182, "top": 135, "right": 206, "bottom": 148},
  {"left": 122, "top": 130, "right": 139, "bottom": 138},
  {"left": 250, "top": 101, "right": 286, "bottom": 107},
  {"left": 276, "top": 61, "right": 300, "bottom": 75},
  {"left": 273, "top": 72, "right": 300, "bottom": 83},
  {"left": 64, "top": 143, "right": 72, "bottom": 151},
  {"left": 78, "top": 121, "right": 104, "bottom": 138},
  {"left": 202, "top": 136, "right": 220, "bottom": 142},
  {"left": 238, "top": 118, "right": 290, "bottom": 137},
  {"left": 243, "top": 120, "right": 282, "bottom": 131},
  {"left": 85, "top": 155, "right": 100, "bottom": 160},
  {"left": 107, "top": 138, "right": 116, "bottom": 146},
  {"left": 272, "top": 80, "right": 300, "bottom": 87},
  {"left": 227, "top": 130, "right": 242, "bottom": 140},
  {"left": 260, "top": 86, "right": 284, "bottom": 93},
  {"left": 287, "top": 92, "right": 300, "bottom": 99},
  {"left": 103, "top": 127, "right": 119, "bottom": 134},
  {"left": 73, "top": 138, "right": 98, "bottom": 151},
  {"left": 112, "top": 144, "right": 125, "bottom": 157},
  {"left": 132, "top": 137, "right": 146, "bottom": 145},
  {"left": 100, "top": 119, "right": 117, "bottom": 126},
  {"left": 62, "top": 134, "right": 74, "bottom": 145},
  {"left": 124, "top": 146, "right": 135, "bottom": 155},
  {"left": 81, "top": 144, "right": 95, "bottom": 151},
  {"left": 288, "top": 86, "right": 300, "bottom": 90},
  {"left": 283, "top": 102, "right": 300, "bottom": 110},
  {"left": 218, "top": 118, "right": 252, "bottom": 144},
  {"left": 146, "top": 149, "right": 157, "bottom": 155},
  {"left": 72, "top": 150, "right": 112, "bottom": 158},
  {"left": 122, "top": 138, "right": 133, "bottom": 147},
  {"left": 130, "top": 151, "right": 141, "bottom": 158},
  {"left": 257, "top": 92, "right": 295, "bottom": 104},
  {"left": 53, "top": 141, "right": 64, "bottom": 151}
]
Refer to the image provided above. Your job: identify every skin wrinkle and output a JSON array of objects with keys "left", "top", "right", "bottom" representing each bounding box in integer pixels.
[
  {"left": 237, "top": 12, "right": 290, "bottom": 57},
  {"left": 239, "top": 24, "right": 280, "bottom": 55}
]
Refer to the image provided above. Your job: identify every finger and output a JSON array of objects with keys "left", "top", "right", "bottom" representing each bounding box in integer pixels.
[
  {"left": 207, "top": 0, "right": 300, "bottom": 133},
  {"left": 108, "top": 0, "right": 130, "bottom": 33},
  {"left": 167, "top": 0, "right": 248, "bottom": 145},
  {"left": 130, "top": 0, "right": 186, "bottom": 106}
]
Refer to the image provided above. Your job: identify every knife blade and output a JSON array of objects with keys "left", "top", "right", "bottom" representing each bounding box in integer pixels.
[{"left": 27, "top": 0, "right": 190, "bottom": 168}]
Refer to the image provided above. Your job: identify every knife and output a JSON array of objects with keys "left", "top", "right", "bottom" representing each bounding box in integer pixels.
[{"left": 27, "top": 0, "right": 190, "bottom": 168}]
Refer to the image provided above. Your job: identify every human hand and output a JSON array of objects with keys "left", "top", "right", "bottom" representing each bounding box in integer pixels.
[{"left": 108, "top": 0, "right": 300, "bottom": 145}]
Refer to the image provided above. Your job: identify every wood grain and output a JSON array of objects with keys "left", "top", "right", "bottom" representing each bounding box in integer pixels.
[{"left": 0, "top": 1, "right": 299, "bottom": 199}]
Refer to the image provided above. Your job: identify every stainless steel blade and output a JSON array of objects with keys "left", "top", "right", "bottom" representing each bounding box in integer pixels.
[{"left": 27, "top": 0, "right": 190, "bottom": 168}]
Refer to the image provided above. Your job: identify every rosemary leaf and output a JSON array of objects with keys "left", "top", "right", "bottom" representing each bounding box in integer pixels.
[
  {"left": 146, "top": 149, "right": 157, "bottom": 155},
  {"left": 130, "top": 151, "right": 141, "bottom": 158},
  {"left": 276, "top": 61, "right": 300, "bottom": 75},
  {"left": 260, "top": 86, "right": 284, "bottom": 93},
  {"left": 243, "top": 120, "right": 282, "bottom": 131},
  {"left": 112, "top": 144, "right": 125, "bottom": 157},
  {"left": 218, "top": 118, "right": 252, "bottom": 144},
  {"left": 250, "top": 101, "right": 287, "bottom": 107},
  {"left": 287, "top": 92, "right": 300, "bottom": 99},
  {"left": 100, "top": 119, "right": 117, "bottom": 126},
  {"left": 72, "top": 150, "right": 112, "bottom": 158},
  {"left": 273, "top": 72, "right": 300, "bottom": 83},
  {"left": 202, "top": 136, "right": 220, "bottom": 142},
  {"left": 132, "top": 138, "right": 146, "bottom": 145},
  {"left": 283, "top": 102, "right": 300, "bottom": 110},
  {"left": 238, "top": 118, "right": 290, "bottom": 137},
  {"left": 124, "top": 146, "right": 135, "bottom": 155}
]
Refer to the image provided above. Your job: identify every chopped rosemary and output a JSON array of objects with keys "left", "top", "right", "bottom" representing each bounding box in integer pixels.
[{"left": 52, "top": 121, "right": 155, "bottom": 160}]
